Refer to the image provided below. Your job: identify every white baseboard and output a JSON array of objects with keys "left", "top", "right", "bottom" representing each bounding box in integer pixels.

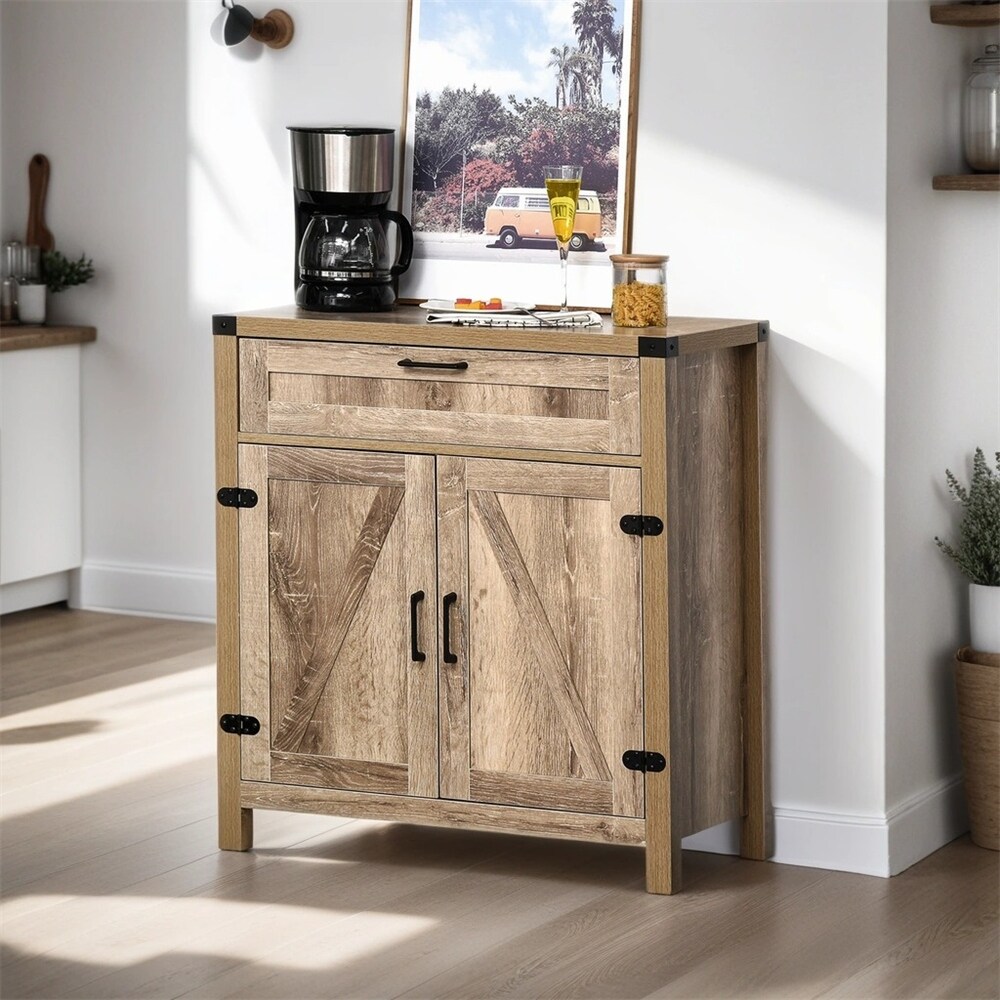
[
  {"left": 886, "top": 774, "right": 968, "bottom": 875},
  {"left": 682, "top": 775, "right": 968, "bottom": 878},
  {"left": 71, "top": 561, "right": 216, "bottom": 622},
  {"left": 0, "top": 571, "right": 71, "bottom": 614}
]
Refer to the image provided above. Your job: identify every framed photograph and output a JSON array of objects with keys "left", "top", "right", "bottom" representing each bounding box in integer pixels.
[{"left": 398, "top": 0, "right": 642, "bottom": 309}]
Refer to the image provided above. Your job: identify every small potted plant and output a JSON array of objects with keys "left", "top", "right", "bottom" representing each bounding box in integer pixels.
[
  {"left": 19, "top": 250, "right": 95, "bottom": 324},
  {"left": 936, "top": 448, "right": 1000, "bottom": 652},
  {"left": 936, "top": 447, "right": 999, "bottom": 851}
]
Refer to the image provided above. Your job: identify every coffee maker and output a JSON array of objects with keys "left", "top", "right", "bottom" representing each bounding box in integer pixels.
[{"left": 290, "top": 126, "right": 413, "bottom": 312}]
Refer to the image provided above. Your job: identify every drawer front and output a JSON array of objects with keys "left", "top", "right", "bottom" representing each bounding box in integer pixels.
[{"left": 240, "top": 340, "right": 640, "bottom": 455}]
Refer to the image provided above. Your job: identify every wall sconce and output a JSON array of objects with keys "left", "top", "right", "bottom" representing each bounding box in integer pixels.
[{"left": 222, "top": 0, "right": 294, "bottom": 49}]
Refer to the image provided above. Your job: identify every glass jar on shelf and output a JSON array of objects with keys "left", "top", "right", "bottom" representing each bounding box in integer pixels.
[{"left": 963, "top": 44, "right": 1000, "bottom": 173}]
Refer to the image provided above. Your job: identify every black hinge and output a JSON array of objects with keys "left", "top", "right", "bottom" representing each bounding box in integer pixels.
[
  {"left": 619, "top": 514, "right": 663, "bottom": 536},
  {"left": 217, "top": 487, "right": 258, "bottom": 508},
  {"left": 220, "top": 714, "right": 260, "bottom": 735},
  {"left": 622, "top": 750, "right": 667, "bottom": 773}
]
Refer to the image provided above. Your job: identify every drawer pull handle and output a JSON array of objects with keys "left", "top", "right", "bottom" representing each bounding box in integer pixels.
[
  {"left": 409, "top": 590, "right": 426, "bottom": 663},
  {"left": 442, "top": 592, "right": 458, "bottom": 663},
  {"left": 397, "top": 358, "right": 469, "bottom": 371}
]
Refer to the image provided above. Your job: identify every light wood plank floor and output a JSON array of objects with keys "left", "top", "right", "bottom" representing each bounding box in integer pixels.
[{"left": 1, "top": 605, "right": 996, "bottom": 1000}]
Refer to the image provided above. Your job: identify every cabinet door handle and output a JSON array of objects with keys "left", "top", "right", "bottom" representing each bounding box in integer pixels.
[
  {"left": 397, "top": 358, "right": 469, "bottom": 371},
  {"left": 442, "top": 592, "right": 458, "bottom": 663},
  {"left": 409, "top": 591, "right": 426, "bottom": 663}
]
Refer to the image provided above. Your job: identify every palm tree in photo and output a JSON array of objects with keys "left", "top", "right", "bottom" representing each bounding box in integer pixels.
[
  {"left": 572, "top": 0, "right": 615, "bottom": 105},
  {"left": 566, "top": 48, "right": 597, "bottom": 109},
  {"left": 548, "top": 44, "right": 572, "bottom": 109},
  {"left": 608, "top": 25, "right": 624, "bottom": 103}
]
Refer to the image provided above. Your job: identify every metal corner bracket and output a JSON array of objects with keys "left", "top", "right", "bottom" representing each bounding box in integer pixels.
[
  {"left": 213, "top": 314, "right": 238, "bottom": 336},
  {"left": 637, "top": 336, "right": 678, "bottom": 359}
]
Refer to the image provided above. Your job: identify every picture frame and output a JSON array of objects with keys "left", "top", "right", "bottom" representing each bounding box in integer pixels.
[{"left": 397, "top": 0, "right": 642, "bottom": 309}]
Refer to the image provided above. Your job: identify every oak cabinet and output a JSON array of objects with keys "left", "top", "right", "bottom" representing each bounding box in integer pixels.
[{"left": 215, "top": 307, "right": 772, "bottom": 894}]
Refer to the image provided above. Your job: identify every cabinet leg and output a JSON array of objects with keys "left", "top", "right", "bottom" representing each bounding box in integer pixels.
[
  {"left": 219, "top": 791, "right": 253, "bottom": 851},
  {"left": 645, "top": 827, "right": 682, "bottom": 894}
]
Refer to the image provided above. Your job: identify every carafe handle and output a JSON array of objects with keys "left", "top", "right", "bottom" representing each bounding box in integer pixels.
[{"left": 381, "top": 210, "right": 414, "bottom": 277}]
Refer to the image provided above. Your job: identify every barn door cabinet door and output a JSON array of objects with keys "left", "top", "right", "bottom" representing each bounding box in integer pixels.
[
  {"left": 237, "top": 444, "right": 439, "bottom": 798},
  {"left": 437, "top": 457, "right": 645, "bottom": 819}
]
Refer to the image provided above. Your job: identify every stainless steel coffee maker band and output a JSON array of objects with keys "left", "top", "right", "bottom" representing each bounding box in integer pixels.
[{"left": 289, "top": 127, "right": 394, "bottom": 194}]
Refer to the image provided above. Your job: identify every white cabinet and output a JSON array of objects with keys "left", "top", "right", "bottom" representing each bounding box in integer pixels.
[{"left": 0, "top": 326, "right": 95, "bottom": 613}]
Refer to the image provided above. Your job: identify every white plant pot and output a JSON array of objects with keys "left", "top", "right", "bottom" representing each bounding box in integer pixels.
[
  {"left": 970, "top": 583, "right": 1000, "bottom": 654},
  {"left": 17, "top": 283, "right": 46, "bottom": 324}
]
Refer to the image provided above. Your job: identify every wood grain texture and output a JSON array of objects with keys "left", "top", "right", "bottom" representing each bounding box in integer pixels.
[
  {"left": 674, "top": 349, "right": 745, "bottom": 837},
  {"left": 640, "top": 355, "right": 680, "bottom": 893},
  {"left": 264, "top": 340, "right": 615, "bottom": 388},
  {"left": 236, "top": 444, "right": 270, "bottom": 782},
  {"left": 269, "top": 371, "right": 608, "bottom": 420},
  {"left": 231, "top": 306, "right": 759, "bottom": 357},
  {"left": 738, "top": 341, "right": 773, "bottom": 859},
  {"left": 469, "top": 770, "right": 613, "bottom": 814},
  {"left": 241, "top": 782, "right": 646, "bottom": 845},
  {"left": 267, "top": 401, "right": 623, "bottom": 455},
  {"left": 470, "top": 489, "right": 612, "bottom": 783},
  {"left": 237, "top": 338, "right": 268, "bottom": 432},
  {"left": 271, "top": 485, "right": 404, "bottom": 753},
  {"left": 0, "top": 324, "right": 96, "bottom": 352},
  {"left": 266, "top": 443, "right": 406, "bottom": 485},
  {"left": 930, "top": 2, "right": 1000, "bottom": 26},
  {"left": 214, "top": 336, "right": 252, "bottom": 850},
  {"left": 608, "top": 357, "right": 641, "bottom": 452},
  {"left": 405, "top": 454, "right": 439, "bottom": 797},
  {"left": 270, "top": 751, "right": 409, "bottom": 795},
  {"left": 436, "top": 456, "right": 471, "bottom": 801},
  {"left": 239, "top": 431, "right": 643, "bottom": 468},
  {"left": 932, "top": 174, "right": 1000, "bottom": 191},
  {"left": 460, "top": 461, "right": 643, "bottom": 818},
  {"left": 465, "top": 458, "right": 611, "bottom": 500}
]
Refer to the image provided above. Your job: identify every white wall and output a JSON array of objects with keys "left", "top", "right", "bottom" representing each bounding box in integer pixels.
[
  {"left": 2, "top": 0, "right": 985, "bottom": 878},
  {"left": 884, "top": 0, "right": 1000, "bottom": 869}
]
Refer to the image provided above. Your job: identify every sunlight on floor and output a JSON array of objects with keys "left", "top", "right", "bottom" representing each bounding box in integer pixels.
[{"left": 1, "top": 894, "right": 436, "bottom": 971}]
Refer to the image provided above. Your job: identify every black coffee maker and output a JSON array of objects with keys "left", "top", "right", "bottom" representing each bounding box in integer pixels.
[{"left": 290, "top": 126, "right": 413, "bottom": 312}]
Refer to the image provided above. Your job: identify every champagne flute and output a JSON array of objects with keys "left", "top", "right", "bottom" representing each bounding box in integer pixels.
[{"left": 544, "top": 165, "right": 582, "bottom": 310}]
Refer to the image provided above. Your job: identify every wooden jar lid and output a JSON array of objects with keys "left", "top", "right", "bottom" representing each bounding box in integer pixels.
[{"left": 609, "top": 254, "right": 669, "bottom": 266}]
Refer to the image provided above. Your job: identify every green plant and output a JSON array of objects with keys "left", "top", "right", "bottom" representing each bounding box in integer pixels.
[
  {"left": 41, "top": 250, "right": 94, "bottom": 294},
  {"left": 935, "top": 448, "right": 1000, "bottom": 586}
]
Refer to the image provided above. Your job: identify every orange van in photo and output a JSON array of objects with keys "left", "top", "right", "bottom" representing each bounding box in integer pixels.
[{"left": 484, "top": 187, "right": 604, "bottom": 250}]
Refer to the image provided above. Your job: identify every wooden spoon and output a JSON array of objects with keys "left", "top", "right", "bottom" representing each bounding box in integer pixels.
[{"left": 26, "top": 154, "right": 54, "bottom": 251}]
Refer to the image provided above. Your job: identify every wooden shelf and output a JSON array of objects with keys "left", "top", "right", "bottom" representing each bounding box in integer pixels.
[
  {"left": 930, "top": 3, "right": 1000, "bottom": 26},
  {"left": 0, "top": 323, "right": 97, "bottom": 351},
  {"left": 933, "top": 173, "right": 1000, "bottom": 190}
]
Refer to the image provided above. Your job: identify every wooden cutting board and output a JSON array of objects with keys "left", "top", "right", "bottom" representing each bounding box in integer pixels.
[{"left": 26, "top": 154, "right": 54, "bottom": 251}]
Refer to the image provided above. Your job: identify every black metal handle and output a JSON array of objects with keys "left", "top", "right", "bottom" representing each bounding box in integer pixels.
[
  {"left": 397, "top": 358, "right": 469, "bottom": 371},
  {"left": 442, "top": 592, "right": 458, "bottom": 663},
  {"left": 409, "top": 591, "right": 426, "bottom": 662}
]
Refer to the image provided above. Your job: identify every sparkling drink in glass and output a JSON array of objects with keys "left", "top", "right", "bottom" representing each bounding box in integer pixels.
[{"left": 544, "top": 165, "right": 582, "bottom": 310}]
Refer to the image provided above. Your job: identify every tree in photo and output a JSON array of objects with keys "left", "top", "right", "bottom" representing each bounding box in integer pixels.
[
  {"left": 572, "top": 0, "right": 616, "bottom": 106},
  {"left": 413, "top": 86, "right": 509, "bottom": 191}
]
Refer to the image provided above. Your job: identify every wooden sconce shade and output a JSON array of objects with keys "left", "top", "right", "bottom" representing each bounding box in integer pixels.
[
  {"left": 222, "top": 1, "right": 294, "bottom": 50},
  {"left": 249, "top": 9, "right": 294, "bottom": 49}
]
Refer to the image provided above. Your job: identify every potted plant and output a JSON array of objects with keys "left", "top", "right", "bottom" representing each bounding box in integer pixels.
[
  {"left": 936, "top": 447, "right": 999, "bottom": 851},
  {"left": 936, "top": 448, "right": 1000, "bottom": 652},
  {"left": 21, "top": 250, "right": 95, "bottom": 324}
]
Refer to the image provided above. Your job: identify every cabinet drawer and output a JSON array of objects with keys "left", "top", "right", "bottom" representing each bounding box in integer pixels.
[{"left": 239, "top": 340, "right": 640, "bottom": 455}]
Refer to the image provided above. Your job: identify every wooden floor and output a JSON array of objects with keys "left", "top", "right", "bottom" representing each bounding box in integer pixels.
[{"left": 0, "top": 606, "right": 996, "bottom": 1000}]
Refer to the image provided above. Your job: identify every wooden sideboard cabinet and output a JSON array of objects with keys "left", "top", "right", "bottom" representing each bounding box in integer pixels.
[{"left": 214, "top": 306, "right": 772, "bottom": 894}]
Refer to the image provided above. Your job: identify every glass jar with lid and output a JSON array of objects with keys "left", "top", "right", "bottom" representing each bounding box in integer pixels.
[
  {"left": 963, "top": 44, "right": 1000, "bottom": 173},
  {"left": 610, "top": 254, "right": 668, "bottom": 327}
]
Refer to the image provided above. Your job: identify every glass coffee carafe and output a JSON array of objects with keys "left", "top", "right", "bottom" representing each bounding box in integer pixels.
[{"left": 297, "top": 209, "right": 413, "bottom": 312}]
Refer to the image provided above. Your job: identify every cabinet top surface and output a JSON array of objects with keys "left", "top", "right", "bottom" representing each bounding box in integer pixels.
[{"left": 222, "top": 305, "right": 762, "bottom": 357}]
